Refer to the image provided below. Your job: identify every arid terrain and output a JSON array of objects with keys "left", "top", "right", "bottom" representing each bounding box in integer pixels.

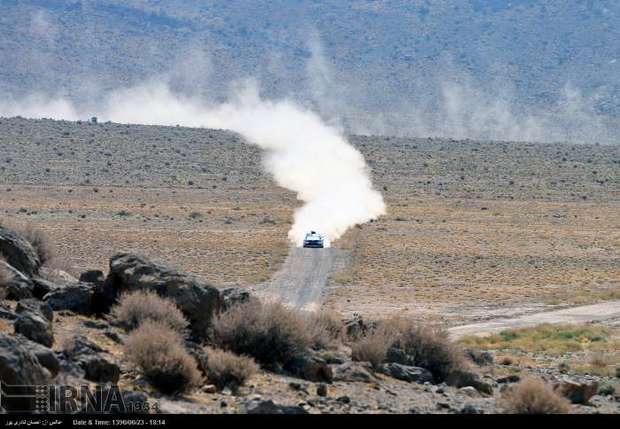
[
  {"left": 1, "top": 117, "right": 618, "bottom": 325},
  {"left": 1, "top": 117, "right": 619, "bottom": 414}
]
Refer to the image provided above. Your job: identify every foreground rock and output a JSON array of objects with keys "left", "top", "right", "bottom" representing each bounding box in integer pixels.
[
  {"left": 44, "top": 282, "right": 96, "bottom": 314},
  {"left": 246, "top": 399, "right": 308, "bottom": 414},
  {"left": 332, "top": 361, "right": 378, "bottom": 383},
  {"left": 0, "top": 226, "right": 41, "bottom": 277},
  {"left": 555, "top": 379, "right": 598, "bottom": 404},
  {"left": 19, "top": 336, "right": 61, "bottom": 377},
  {"left": 379, "top": 363, "right": 433, "bottom": 384},
  {"left": 102, "top": 254, "right": 222, "bottom": 338},
  {"left": 14, "top": 299, "right": 54, "bottom": 347},
  {"left": 284, "top": 352, "right": 333, "bottom": 383},
  {"left": 0, "top": 333, "right": 51, "bottom": 411}
]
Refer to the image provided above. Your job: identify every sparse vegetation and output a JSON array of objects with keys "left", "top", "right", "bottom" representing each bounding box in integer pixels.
[
  {"left": 307, "top": 310, "right": 344, "bottom": 350},
  {"left": 352, "top": 318, "right": 465, "bottom": 380},
  {"left": 201, "top": 347, "right": 258, "bottom": 391},
  {"left": 21, "top": 224, "right": 53, "bottom": 266},
  {"left": 213, "top": 300, "right": 313, "bottom": 367},
  {"left": 124, "top": 321, "right": 202, "bottom": 395},
  {"left": 112, "top": 290, "right": 188, "bottom": 334},
  {"left": 502, "top": 377, "right": 571, "bottom": 414}
]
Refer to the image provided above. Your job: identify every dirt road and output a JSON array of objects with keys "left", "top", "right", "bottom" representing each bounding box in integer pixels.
[
  {"left": 258, "top": 247, "right": 347, "bottom": 312},
  {"left": 448, "top": 300, "right": 620, "bottom": 339}
]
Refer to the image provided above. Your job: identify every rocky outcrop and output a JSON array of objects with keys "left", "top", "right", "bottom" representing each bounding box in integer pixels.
[
  {"left": 19, "top": 337, "right": 60, "bottom": 377},
  {"left": 0, "top": 226, "right": 41, "bottom": 277},
  {"left": 102, "top": 254, "right": 222, "bottom": 338},
  {"left": 0, "top": 333, "right": 51, "bottom": 411},
  {"left": 220, "top": 287, "right": 252, "bottom": 312},
  {"left": 332, "top": 361, "right": 378, "bottom": 383}
]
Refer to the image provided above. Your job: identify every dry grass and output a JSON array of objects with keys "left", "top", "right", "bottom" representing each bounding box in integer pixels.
[
  {"left": 201, "top": 347, "right": 258, "bottom": 391},
  {"left": 502, "top": 377, "right": 571, "bottom": 414},
  {"left": 213, "top": 300, "right": 314, "bottom": 367},
  {"left": 20, "top": 224, "right": 54, "bottom": 266},
  {"left": 351, "top": 322, "right": 400, "bottom": 369},
  {"left": 124, "top": 321, "right": 202, "bottom": 395},
  {"left": 306, "top": 310, "right": 344, "bottom": 350},
  {"left": 112, "top": 290, "right": 189, "bottom": 334}
]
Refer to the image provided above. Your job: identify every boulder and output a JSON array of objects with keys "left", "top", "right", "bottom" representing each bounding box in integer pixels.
[
  {"left": 16, "top": 299, "right": 53, "bottom": 322},
  {"left": 245, "top": 399, "right": 308, "bottom": 415},
  {"left": 0, "top": 226, "right": 41, "bottom": 277},
  {"left": 284, "top": 352, "right": 333, "bottom": 383},
  {"left": 102, "top": 254, "right": 222, "bottom": 338},
  {"left": 19, "top": 337, "right": 60, "bottom": 377},
  {"left": 445, "top": 369, "right": 493, "bottom": 395},
  {"left": 0, "top": 333, "right": 51, "bottom": 411},
  {"left": 81, "top": 355, "right": 120, "bottom": 383},
  {"left": 465, "top": 349, "right": 494, "bottom": 366},
  {"left": 80, "top": 270, "right": 105, "bottom": 285},
  {"left": 32, "top": 278, "right": 59, "bottom": 299},
  {"left": 220, "top": 287, "right": 252, "bottom": 312},
  {"left": 14, "top": 301, "right": 54, "bottom": 347},
  {"left": 5, "top": 276, "right": 34, "bottom": 300},
  {"left": 332, "top": 361, "right": 378, "bottom": 383},
  {"left": 379, "top": 363, "right": 433, "bottom": 384},
  {"left": 44, "top": 282, "right": 96, "bottom": 314},
  {"left": 555, "top": 379, "right": 598, "bottom": 404}
]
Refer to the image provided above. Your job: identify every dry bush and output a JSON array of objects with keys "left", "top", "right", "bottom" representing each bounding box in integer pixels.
[
  {"left": 20, "top": 224, "right": 53, "bottom": 266},
  {"left": 112, "top": 290, "right": 188, "bottom": 334},
  {"left": 124, "top": 321, "right": 202, "bottom": 395},
  {"left": 351, "top": 322, "right": 399, "bottom": 369},
  {"left": 352, "top": 318, "right": 466, "bottom": 380},
  {"left": 502, "top": 377, "right": 571, "bottom": 414},
  {"left": 306, "top": 310, "right": 344, "bottom": 350},
  {"left": 201, "top": 347, "right": 258, "bottom": 390},
  {"left": 213, "top": 300, "right": 313, "bottom": 367}
]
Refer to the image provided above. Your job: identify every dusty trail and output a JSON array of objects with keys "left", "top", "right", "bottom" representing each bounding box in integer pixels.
[
  {"left": 258, "top": 247, "right": 347, "bottom": 312},
  {"left": 448, "top": 300, "right": 620, "bottom": 339}
]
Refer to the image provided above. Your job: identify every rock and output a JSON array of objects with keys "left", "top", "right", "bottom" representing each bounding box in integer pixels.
[
  {"left": 459, "top": 386, "right": 480, "bottom": 397},
  {"left": 220, "top": 287, "right": 252, "bottom": 311},
  {"left": 497, "top": 374, "right": 521, "bottom": 384},
  {"left": 445, "top": 370, "right": 493, "bottom": 395},
  {"left": 0, "top": 226, "right": 41, "bottom": 277},
  {"left": 460, "top": 404, "right": 483, "bottom": 414},
  {"left": 336, "top": 395, "right": 351, "bottom": 404},
  {"left": 0, "top": 333, "right": 51, "bottom": 411},
  {"left": 246, "top": 399, "right": 308, "bottom": 414},
  {"left": 44, "top": 282, "right": 96, "bottom": 314},
  {"left": 62, "top": 335, "right": 105, "bottom": 359},
  {"left": 79, "top": 270, "right": 105, "bottom": 285},
  {"left": 332, "top": 361, "right": 378, "bottom": 383},
  {"left": 31, "top": 278, "right": 59, "bottom": 299},
  {"left": 80, "top": 355, "right": 120, "bottom": 383},
  {"left": 19, "top": 337, "right": 60, "bottom": 377},
  {"left": 102, "top": 254, "right": 221, "bottom": 338},
  {"left": 202, "top": 384, "right": 217, "bottom": 394},
  {"left": 0, "top": 303, "right": 17, "bottom": 320},
  {"left": 379, "top": 363, "right": 433, "bottom": 384},
  {"left": 5, "top": 276, "right": 34, "bottom": 300},
  {"left": 555, "top": 379, "right": 598, "bottom": 404},
  {"left": 316, "top": 383, "right": 328, "bottom": 397},
  {"left": 385, "top": 345, "right": 416, "bottom": 366},
  {"left": 16, "top": 299, "right": 53, "bottom": 322},
  {"left": 284, "top": 352, "right": 333, "bottom": 383},
  {"left": 465, "top": 349, "right": 494, "bottom": 366},
  {"left": 14, "top": 305, "right": 54, "bottom": 347}
]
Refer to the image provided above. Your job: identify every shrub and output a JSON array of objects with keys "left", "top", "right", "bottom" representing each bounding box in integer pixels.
[
  {"left": 598, "top": 383, "right": 615, "bottom": 396},
  {"left": 201, "top": 347, "right": 258, "bottom": 391},
  {"left": 112, "top": 290, "right": 188, "bottom": 334},
  {"left": 306, "top": 310, "right": 344, "bottom": 350},
  {"left": 392, "top": 323, "right": 466, "bottom": 381},
  {"left": 351, "top": 318, "right": 465, "bottom": 380},
  {"left": 124, "top": 321, "right": 202, "bottom": 395},
  {"left": 21, "top": 224, "right": 53, "bottom": 266},
  {"left": 502, "top": 378, "right": 571, "bottom": 414},
  {"left": 351, "top": 322, "right": 398, "bottom": 369},
  {"left": 213, "top": 300, "right": 312, "bottom": 367}
]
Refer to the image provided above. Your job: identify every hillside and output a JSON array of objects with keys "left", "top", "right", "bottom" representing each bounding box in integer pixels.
[{"left": 1, "top": 0, "right": 619, "bottom": 142}]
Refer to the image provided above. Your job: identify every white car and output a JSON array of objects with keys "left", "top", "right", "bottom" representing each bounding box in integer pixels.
[{"left": 303, "top": 231, "right": 324, "bottom": 248}]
